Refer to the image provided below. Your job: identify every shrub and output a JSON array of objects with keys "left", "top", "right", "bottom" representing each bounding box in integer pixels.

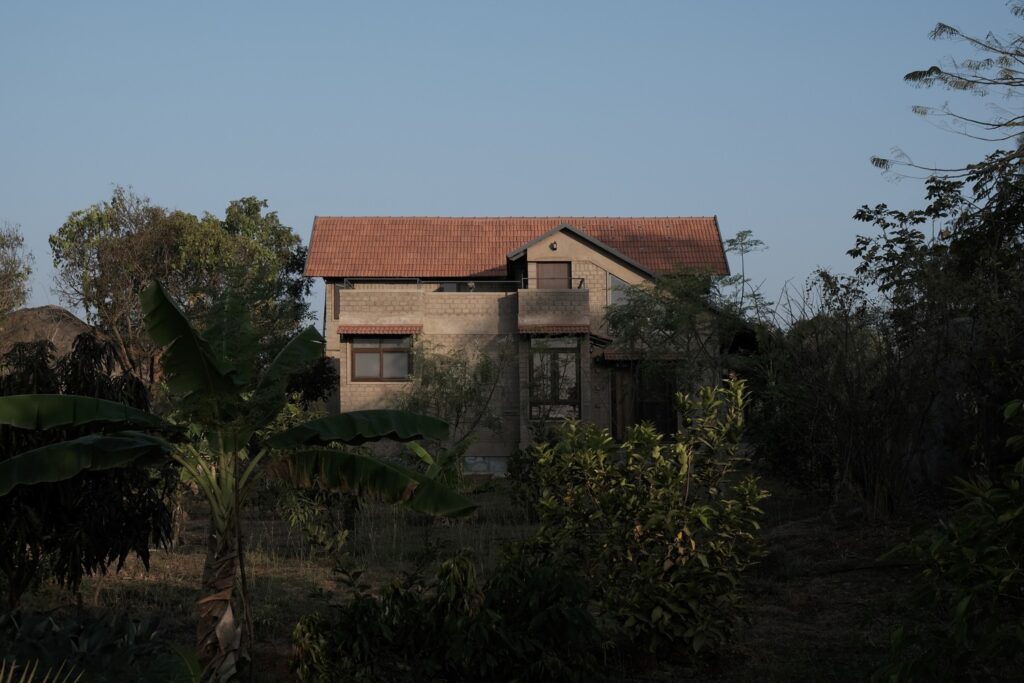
[
  {"left": 0, "top": 609, "right": 192, "bottom": 683},
  {"left": 531, "top": 377, "right": 768, "bottom": 656},
  {"left": 877, "top": 457, "right": 1024, "bottom": 680},
  {"left": 292, "top": 549, "right": 604, "bottom": 683}
]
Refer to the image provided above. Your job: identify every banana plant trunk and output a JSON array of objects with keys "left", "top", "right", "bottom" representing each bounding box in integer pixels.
[{"left": 197, "top": 523, "right": 246, "bottom": 680}]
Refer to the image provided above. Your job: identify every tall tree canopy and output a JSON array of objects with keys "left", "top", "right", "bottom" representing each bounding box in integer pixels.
[
  {"left": 49, "top": 188, "right": 311, "bottom": 380},
  {"left": 0, "top": 222, "right": 32, "bottom": 318}
]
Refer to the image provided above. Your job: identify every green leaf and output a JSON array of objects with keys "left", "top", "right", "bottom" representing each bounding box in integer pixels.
[
  {"left": 254, "top": 325, "right": 324, "bottom": 396},
  {"left": 0, "top": 431, "right": 174, "bottom": 496},
  {"left": 0, "top": 394, "right": 176, "bottom": 433},
  {"left": 243, "top": 325, "right": 325, "bottom": 438},
  {"left": 141, "top": 280, "right": 241, "bottom": 399},
  {"left": 266, "top": 410, "right": 449, "bottom": 449},
  {"left": 280, "top": 449, "right": 476, "bottom": 517}
]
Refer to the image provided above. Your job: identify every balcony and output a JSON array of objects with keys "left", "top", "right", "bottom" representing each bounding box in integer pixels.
[{"left": 517, "top": 286, "right": 590, "bottom": 331}]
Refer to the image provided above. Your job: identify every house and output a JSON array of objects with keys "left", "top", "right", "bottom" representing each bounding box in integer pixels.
[{"left": 304, "top": 217, "right": 729, "bottom": 473}]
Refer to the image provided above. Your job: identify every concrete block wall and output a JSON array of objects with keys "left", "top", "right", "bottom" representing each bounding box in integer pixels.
[
  {"left": 517, "top": 289, "right": 589, "bottom": 327},
  {"left": 330, "top": 286, "right": 521, "bottom": 474}
]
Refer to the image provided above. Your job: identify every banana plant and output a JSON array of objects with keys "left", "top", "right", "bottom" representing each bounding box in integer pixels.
[{"left": 0, "top": 281, "right": 476, "bottom": 681}]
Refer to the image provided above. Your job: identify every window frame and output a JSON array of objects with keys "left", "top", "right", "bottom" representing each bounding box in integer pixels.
[
  {"left": 349, "top": 336, "right": 413, "bottom": 382},
  {"left": 528, "top": 336, "right": 582, "bottom": 420},
  {"left": 608, "top": 272, "right": 630, "bottom": 306}
]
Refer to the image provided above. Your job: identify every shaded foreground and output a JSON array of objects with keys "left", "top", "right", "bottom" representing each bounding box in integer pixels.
[{"left": 18, "top": 479, "right": 915, "bottom": 681}]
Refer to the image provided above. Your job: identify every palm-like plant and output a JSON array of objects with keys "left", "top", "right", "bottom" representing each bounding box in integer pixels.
[{"left": 0, "top": 282, "right": 475, "bottom": 680}]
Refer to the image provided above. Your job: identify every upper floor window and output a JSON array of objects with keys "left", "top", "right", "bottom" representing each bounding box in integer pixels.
[
  {"left": 608, "top": 273, "right": 630, "bottom": 306},
  {"left": 351, "top": 337, "right": 411, "bottom": 381}
]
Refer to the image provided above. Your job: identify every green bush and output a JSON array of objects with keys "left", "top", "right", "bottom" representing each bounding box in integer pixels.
[
  {"left": 0, "top": 610, "right": 193, "bottom": 683},
  {"left": 877, "top": 455, "right": 1024, "bottom": 680},
  {"left": 292, "top": 549, "right": 603, "bottom": 682},
  {"left": 531, "top": 378, "right": 768, "bottom": 656}
]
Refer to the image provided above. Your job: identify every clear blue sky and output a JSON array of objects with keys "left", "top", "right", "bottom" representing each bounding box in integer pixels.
[{"left": 0, "top": 1, "right": 1011, "bottom": 316}]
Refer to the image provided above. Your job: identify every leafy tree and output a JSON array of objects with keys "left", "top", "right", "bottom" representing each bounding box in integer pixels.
[
  {"left": 0, "top": 282, "right": 475, "bottom": 681},
  {"left": 395, "top": 339, "right": 513, "bottom": 484},
  {"left": 0, "top": 222, "right": 32, "bottom": 318},
  {"left": 0, "top": 333, "right": 174, "bottom": 608},
  {"left": 49, "top": 187, "right": 312, "bottom": 380}
]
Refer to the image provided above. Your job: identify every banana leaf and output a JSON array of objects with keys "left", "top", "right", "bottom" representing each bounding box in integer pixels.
[
  {"left": 0, "top": 394, "right": 177, "bottom": 433},
  {"left": 244, "top": 325, "right": 325, "bottom": 432},
  {"left": 141, "top": 281, "right": 242, "bottom": 399},
  {"left": 266, "top": 410, "right": 449, "bottom": 449},
  {"left": 0, "top": 431, "right": 174, "bottom": 496},
  {"left": 281, "top": 449, "right": 476, "bottom": 517}
]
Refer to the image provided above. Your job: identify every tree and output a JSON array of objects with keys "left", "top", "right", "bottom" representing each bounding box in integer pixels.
[
  {"left": 0, "top": 222, "right": 32, "bottom": 318},
  {"left": 0, "top": 333, "right": 173, "bottom": 608},
  {"left": 394, "top": 339, "right": 513, "bottom": 484},
  {"left": 0, "top": 282, "right": 475, "bottom": 681},
  {"left": 873, "top": 2, "right": 1024, "bottom": 176},
  {"left": 604, "top": 231, "right": 768, "bottom": 394},
  {"left": 49, "top": 188, "right": 312, "bottom": 380}
]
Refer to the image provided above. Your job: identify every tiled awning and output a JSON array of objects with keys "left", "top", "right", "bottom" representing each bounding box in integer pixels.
[
  {"left": 518, "top": 324, "right": 591, "bottom": 335},
  {"left": 337, "top": 325, "right": 423, "bottom": 335}
]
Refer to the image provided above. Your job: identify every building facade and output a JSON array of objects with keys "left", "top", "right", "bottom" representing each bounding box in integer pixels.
[{"left": 304, "top": 217, "right": 729, "bottom": 473}]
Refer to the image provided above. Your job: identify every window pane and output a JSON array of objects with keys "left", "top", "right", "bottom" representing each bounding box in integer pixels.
[
  {"left": 380, "top": 337, "right": 410, "bottom": 348},
  {"left": 352, "top": 338, "right": 380, "bottom": 348},
  {"left": 382, "top": 352, "right": 410, "bottom": 378},
  {"left": 353, "top": 352, "right": 380, "bottom": 378},
  {"left": 531, "top": 337, "right": 578, "bottom": 349},
  {"left": 531, "top": 404, "right": 578, "bottom": 420},
  {"left": 531, "top": 353, "right": 553, "bottom": 399},
  {"left": 609, "top": 274, "right": 630, "bottom": 306},
  {"left": 554, "top": 353, "right": 578, "bottom": 400}
]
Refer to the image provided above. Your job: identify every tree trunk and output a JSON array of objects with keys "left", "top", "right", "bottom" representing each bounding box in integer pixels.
[{"left": 197, "top": 524, "right": 244, "bottom": 681}]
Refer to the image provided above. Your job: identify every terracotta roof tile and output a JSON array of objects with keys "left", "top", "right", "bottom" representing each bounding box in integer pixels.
[
  {"left": 337, "top": 325, "right": 423, "bottom": 335},
  {"left": 306, "top": 217, "right": 728, "bottom": 278}
]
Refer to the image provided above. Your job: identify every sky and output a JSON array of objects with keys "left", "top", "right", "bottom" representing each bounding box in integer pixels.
[{"left": 0, "top": 1, "right": 1013, "bottom": 320}]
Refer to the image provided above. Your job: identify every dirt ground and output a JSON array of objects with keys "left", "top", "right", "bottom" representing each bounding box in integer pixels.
[{"left": 20, "top": 478, "right": 921, "bottom": 681}]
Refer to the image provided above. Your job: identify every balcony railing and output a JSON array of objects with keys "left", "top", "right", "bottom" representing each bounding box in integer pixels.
[
  {"left": 340, "top": 278, "right": 518, "bottom": 293},
  {"left": 521, "top": 277, "right": 586, "bottom": 290}
]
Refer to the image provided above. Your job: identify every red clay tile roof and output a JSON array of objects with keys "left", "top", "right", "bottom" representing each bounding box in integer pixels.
[
  {"left": 337, "top": 325, "right": 423, "bottom": 335},
  {"left": 306, "top": 217, "right": 728, "bottom": 279},
  {"left": 518, "top": 324, "right": 591, "bottom": 335}
]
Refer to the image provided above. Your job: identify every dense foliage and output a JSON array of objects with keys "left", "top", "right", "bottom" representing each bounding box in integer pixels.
[
  {"left": 0, "top": 334, "right": 175, "bottom": 608},
  {"left": 0, "top": 282, "right": 474, "bottom": 681},
  {"left": 531, "top": 378, "right": 767, "bottom": 656},
  {"left": 295, "top": 379, "right": 766, "bottom": 680},
  {"left": 0, "top": 610, "right": 195, "bottom": 683},
  {"left": 48, "top": 187, "right": 312, "bottom": 380},
  {"left": 878, "top": 453, "right": 1024, "bottom": 679},
  {"left": 293, "top": 551, "right": 603, "bottom": 683},
  {"left": 748, "top": 150, "right": 1024, "bottom": 515},
  {"left": 0, "top": 222, "right": 32, "bottom": 318}
]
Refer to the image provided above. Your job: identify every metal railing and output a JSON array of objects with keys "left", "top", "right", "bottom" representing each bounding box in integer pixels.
[
  {"left": 338, "top": 277, "right": 587, "bottom": 291},
  {"left": 521, "top": 277, "right": 587, "bottom": 290},
  {"left": 340, "top": 278, "right": 519, "bottom": 293}
]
